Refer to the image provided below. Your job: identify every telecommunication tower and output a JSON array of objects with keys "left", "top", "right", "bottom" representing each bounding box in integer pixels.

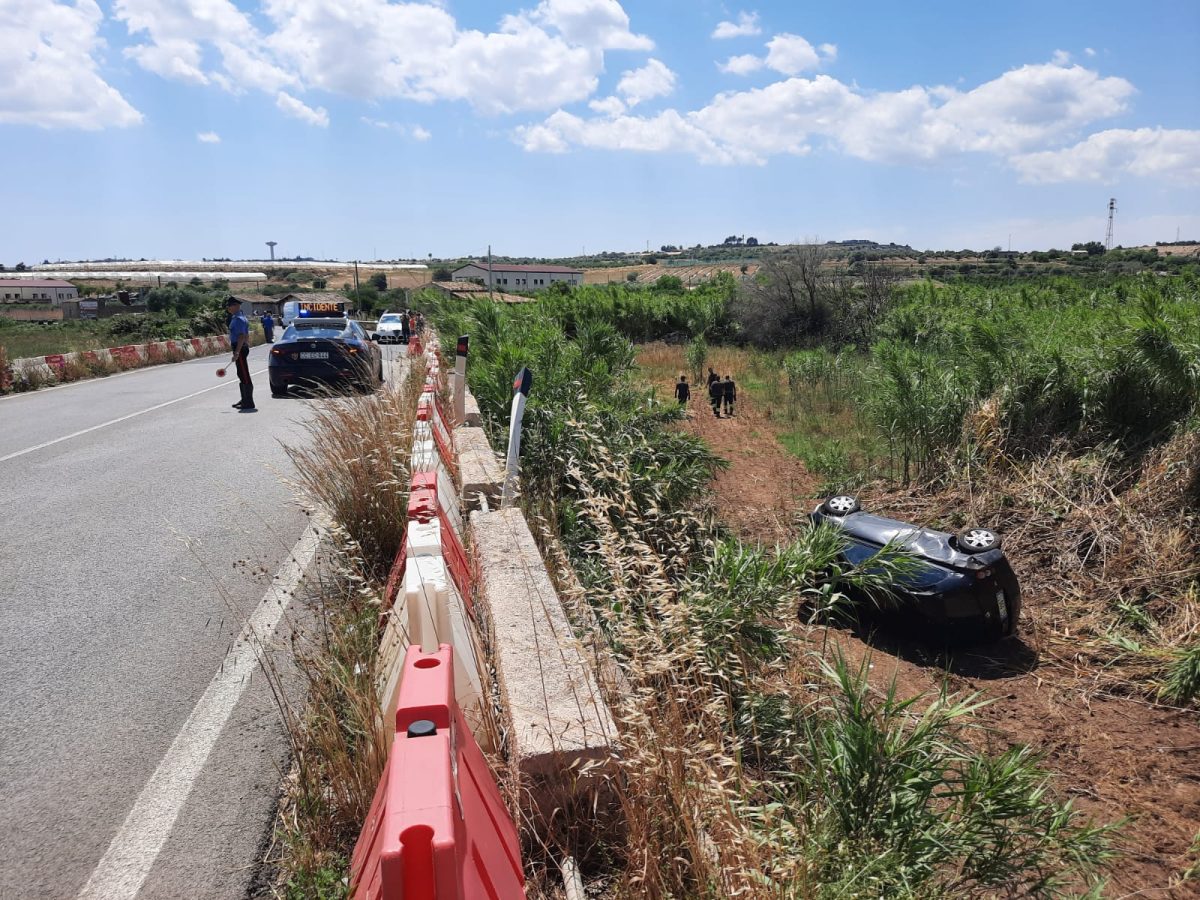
[{"left": 1104, "top": 198, "right": 1116, "bottom": 251}]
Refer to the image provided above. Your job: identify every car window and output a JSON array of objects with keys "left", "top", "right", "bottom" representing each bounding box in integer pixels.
[
  {"left": 286, "top": 324, "right": 346, "bottom": 339},
  {"left": 378, "top": 314, "right": 401, "bottom": 323},
  {"left": 348, "top": 321, "right": 366, "bottom": 339}
]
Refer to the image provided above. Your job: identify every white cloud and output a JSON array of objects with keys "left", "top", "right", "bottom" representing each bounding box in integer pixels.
[
  {"left": 516, "top": 108, "right": 741, "bottom": 163},
  {"left": 1084, "top": 47, "right": 1096, "bottom": 57},
  {"left": 0, "top": 0, "right": 143, "bottom": 129},
  {"left": 1011, "top": 128, "right": 1200, "bottom": 184},
  {"left": 589, "top": 95, "right": 626, "bottom": 116},
  {"left": 712, "top": 11, "right": 760, "bottom": 39},
  {"left": 616, "top": 59, "right": 676, "bottom": 106},
  {"left": 719, "top": 54, "right": 764, "bottom": 75},
  {"left": 116, "top": 0, "right": 296, "bottom": 92},
  {"left": 115, "top": 0, "right": 653, "bottom": 117},
  {"left": 521, "top": 59, "right": 1140, "bottom": 167},
  {"left": 529, "top": 0, "right": 652, "bottom": 50},
  {"left": 765, "top": 33, "right": 822, "bottom": 74},
  {"left": 276, "top": 90, "right": 328, "bottom": 127},
  {"left": 818, "top": 42, "right": 837, "bottom": 62},
  {"left": 196, "top": 130, "right": 220, "bottom": 142},
  {"left": 1052, "top": 49, "right": 1071, "bottom": 65},
  {"left": 362, "top": 117, "right": 432, "bottom": 140}
]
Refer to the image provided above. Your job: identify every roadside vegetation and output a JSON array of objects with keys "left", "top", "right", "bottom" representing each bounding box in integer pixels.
[
  {"left": 263, "top": 361, "right": 426, "bottom": 899},
  {"left": 426, "top": 284, "right": 1121, "bottom": 897}
]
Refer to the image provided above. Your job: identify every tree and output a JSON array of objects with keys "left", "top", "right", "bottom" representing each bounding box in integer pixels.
[
  {"left": 312, "top": 277, "right": 327, "bottom": 289},
  {"left": 15, "top": 262, "right": 26, "bottom": 271},
  {"left": 655, "top": 274, "right": 684, "bottom": 291},
  {"left": 736, "top": 244, "right": 833, "bottom": 347},
  {"left": 368, "top": 272, "right": 388, "bottom": 291},
  {"left": 746, "top": 237, "right": 759, "bottom": 246},
  {"left": 1072, "top": 241, "right": 1106, "bottom": 256},
  {"left": 626, "top": 272, "right": 639, "bottom": 282},
  {"left": 432, "top": 266, "right": 453, "bottom": 281}
]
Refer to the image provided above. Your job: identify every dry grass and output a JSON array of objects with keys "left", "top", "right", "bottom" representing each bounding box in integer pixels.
[
  {"left": 878, "top": 429, "right": 1200, "bottom": 703},
  {"left": 283, "top": 356, "right": 427, "bottom": 582},
  {"left": 264, "top": 363, "right": 427, "bottom": 897}
]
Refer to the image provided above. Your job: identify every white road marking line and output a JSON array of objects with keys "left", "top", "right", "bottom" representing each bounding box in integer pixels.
[
  {"left": 0, "top": 368, "right": 268, "bottom": 464},
  {"left": 76, "top": 522, "right": 322, "bottom": 900}
]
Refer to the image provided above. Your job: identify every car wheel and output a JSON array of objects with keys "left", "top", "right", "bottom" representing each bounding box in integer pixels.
[
  {"left": 822, "top": 495, "right": 861, "bottom": 516},
  {"left": 957, "top": 527, "right": 1000, "bottom": 553},
  {"left": 270, "top": 385, "right": 287, "bottom": 398}
]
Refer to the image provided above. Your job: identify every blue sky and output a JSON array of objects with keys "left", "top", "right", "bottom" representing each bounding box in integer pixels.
[{"left": 1, "top": 0, "right": 1197, "bottom": 263}]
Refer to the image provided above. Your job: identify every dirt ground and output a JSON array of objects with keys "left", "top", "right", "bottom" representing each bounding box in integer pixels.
[{"left": 639, "top": 350, "right": 1200, "bottom": 897}]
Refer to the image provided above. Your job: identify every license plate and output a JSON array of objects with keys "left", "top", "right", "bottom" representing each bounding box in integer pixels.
[{"left": 299, "top": 351, "right": 328, "bottom": 360}]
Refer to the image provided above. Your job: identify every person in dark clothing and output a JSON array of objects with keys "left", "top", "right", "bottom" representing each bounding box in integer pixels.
[
  {"left": 706, "top": 367, "right": 719, "bottom": 391},
  {"left": 722, "top": 375, "right": 737, "bottom": 417},
  {"left": 400, "top": 310, "right": 411, "bottom": 345},
  {"left": 674, "top": 375, "right": 690, "bottom": 405},
  {"left": 260, "top": 312, "right": 274, "bottom": 343},
  {"left": 227, "top": 297, "right": 255, "bottom": 411},
  {"left": 708, "top": 377, "right": 723, "bottom": 417}
]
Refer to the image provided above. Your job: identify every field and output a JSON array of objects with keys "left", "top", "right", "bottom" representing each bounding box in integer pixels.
[
  {"left": 637, "top": 341, "right": 1200, "bottom": 894},
  {"left": 0, "top": 319, "right": 118, "bottom": 359},
  {"left": 418, "top": 273, "right": 1200, "bottom": 896},
  {"left": 583, "top": 261, "right": 760, "bottom": 285}
]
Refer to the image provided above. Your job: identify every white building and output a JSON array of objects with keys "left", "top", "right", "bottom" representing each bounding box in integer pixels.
[
  {"left": 0, "top": 279, "right": 79, "bottom": 304},
  {"left": 451, "top": 262, "right": 583, "bottom": 290}
]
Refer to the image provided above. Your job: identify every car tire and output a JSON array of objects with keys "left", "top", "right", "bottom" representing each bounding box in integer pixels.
[
  {"left": 956, "top": 527, "right": 1000, "bottom": 553},
  {"left": 822, "top": 495, "right": 861, "bottom": 516},
  {"left": 270, "top": 385, "right": 287, "bottom": 398}
]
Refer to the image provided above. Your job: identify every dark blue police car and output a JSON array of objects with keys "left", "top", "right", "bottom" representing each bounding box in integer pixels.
[
  {"left": 269, "top": 318, "right": 383, "bottom": 397},
  {"left": 811, "top": 495, "right": 1021, "bottom": 644}
]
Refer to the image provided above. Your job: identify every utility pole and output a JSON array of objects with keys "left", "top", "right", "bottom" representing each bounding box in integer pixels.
[
  {"left": 487, "top": 244, "right": 493, "bottom": 300},
  {"left": 353, "top": 259, "right": 361, "bottom": 309},
  {"left": 1105, "top": 198, "right": 1117, "bottom": 251}
]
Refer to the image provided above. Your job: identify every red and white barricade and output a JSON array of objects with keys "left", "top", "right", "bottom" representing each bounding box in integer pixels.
[{"left": 352, "top": 645, "right": 525, "bottom": 900}]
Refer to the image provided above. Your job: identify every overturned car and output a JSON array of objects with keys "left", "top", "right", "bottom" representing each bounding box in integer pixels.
[{"left": 810, "top": 495, "right": 1021, "bottom": 644}]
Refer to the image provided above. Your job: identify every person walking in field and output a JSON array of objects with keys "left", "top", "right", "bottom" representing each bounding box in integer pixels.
[
  {"left": 722, "top": 375, "right": 737, "bottom": 417},
  {"left": 707, "top": 367, "right": 719, "bottom": 392},
  {"left": 708, "top": 376, "right": 723, "bottom": 417},
  {"left": 227, "top": 297, "right": 255, "bottom": 411},
  {"left": 674, "top": 374, "right": 690, "bottom": 405}
]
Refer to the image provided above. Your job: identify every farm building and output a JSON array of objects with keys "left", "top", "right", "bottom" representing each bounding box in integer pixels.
[
  {"left": 451, "top": 262, "right": 583, "bottom": 290},
  {"left": 0, "top": 279, "right": 78, "bottom": 304}
]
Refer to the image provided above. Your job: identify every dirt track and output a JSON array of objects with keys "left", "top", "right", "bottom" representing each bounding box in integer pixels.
[{"left": 650, "top": 361, "right": 1200, "bottom": 897}]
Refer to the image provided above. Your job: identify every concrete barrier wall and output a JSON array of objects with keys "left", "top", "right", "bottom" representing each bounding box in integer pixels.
[{"left": 6, "top": 334, "right": 234, "bottom": 390}]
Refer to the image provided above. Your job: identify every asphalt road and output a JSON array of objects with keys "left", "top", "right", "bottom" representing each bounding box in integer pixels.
[{"left": 0, "top": 344, "right": 402, "bottom": 899}]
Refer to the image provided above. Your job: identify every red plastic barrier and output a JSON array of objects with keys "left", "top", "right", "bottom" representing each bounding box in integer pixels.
[
  {"left": 111, "top": 345, "right": 141, "bottom": 366},
  {"left": 410, "top": 472, "right": 472, "bottom": 608},
  {"left": 44, "top": 353, "right": 66, "bottom": 372},
  {"left": 349, "top": 644, "right": 525, "bottom": 900},
  {"left": 382, "top": 532, "right": 408, "bottom": 615},
  {"left": 191, "top": 337, "right": 204, "bottom": 354}
]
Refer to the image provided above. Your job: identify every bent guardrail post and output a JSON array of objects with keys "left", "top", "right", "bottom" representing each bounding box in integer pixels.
[{"left": 501, "top": 367, "right": 532, "bottom": 509}]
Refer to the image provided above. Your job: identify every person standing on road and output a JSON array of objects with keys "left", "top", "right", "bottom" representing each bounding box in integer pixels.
[
  {"left": 674, "top": 374, "right": 690, "bottom": 405},
  {"left": 400, "top": 309, "right": 411, "bottom": 345},
  {"left": 260, "top": 311, "right": 275, "bottom": 343},
  {"left": 708, "top": 375, "right": 723, "bottom": 417},
  {"left": 227, "top": 297, "right": 255, "bottom": 411},
  {"left": 722, "top": 375, "right": 737, "bottom": 417}
]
